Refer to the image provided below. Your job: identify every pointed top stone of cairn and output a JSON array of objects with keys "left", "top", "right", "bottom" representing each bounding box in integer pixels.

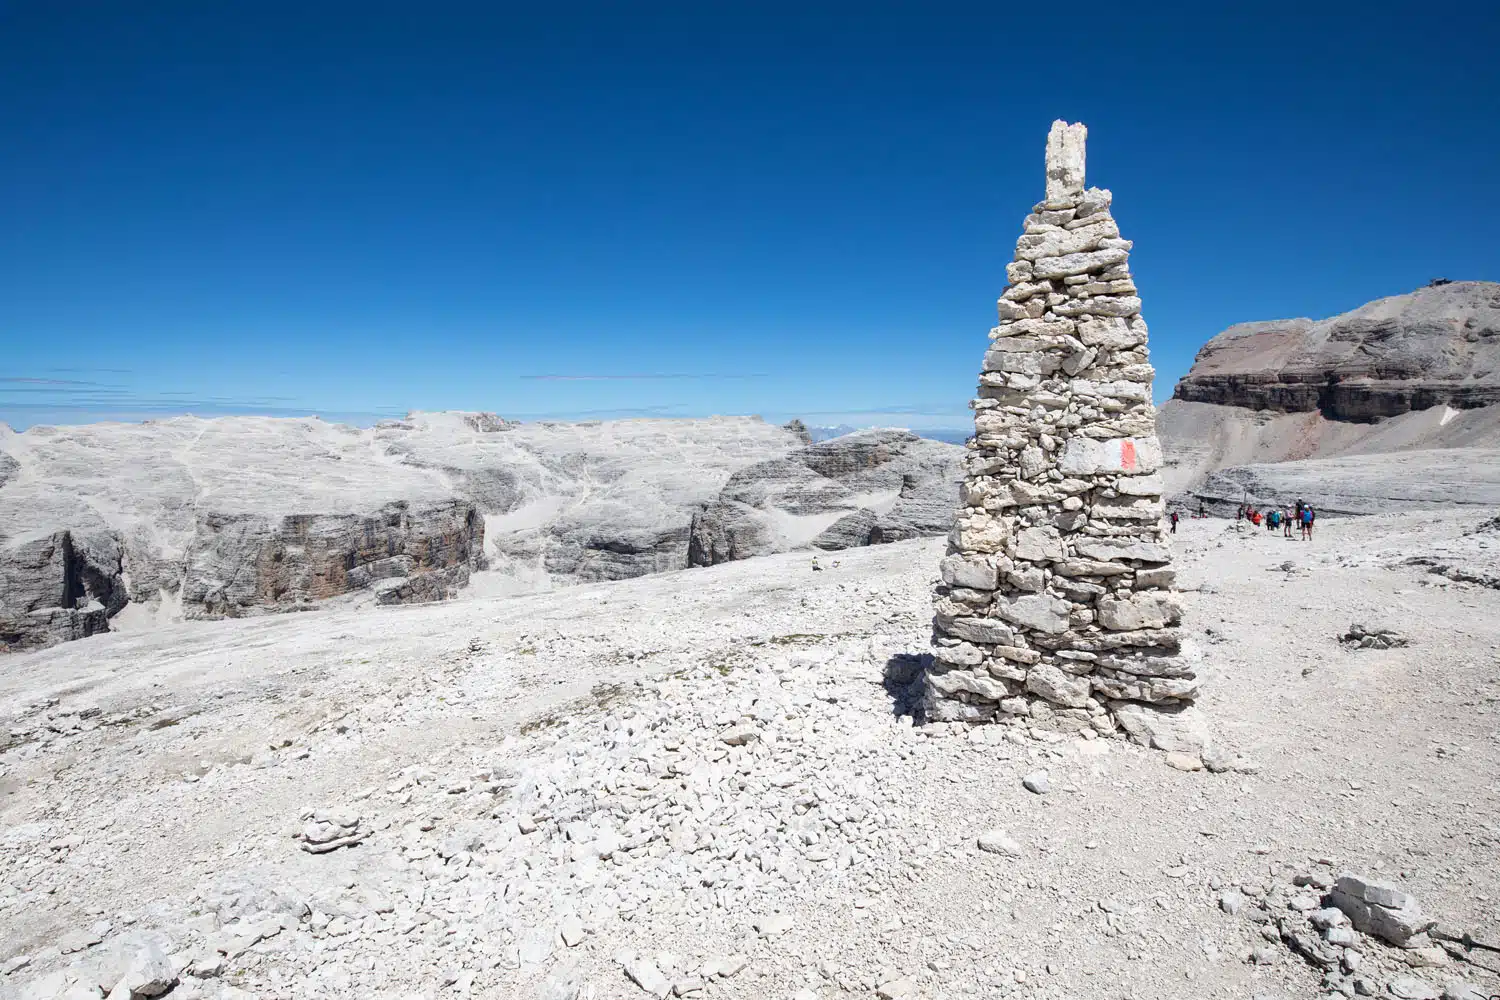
[{"left": 1044, "top": 120, "right": 1087, "bottom": 206}]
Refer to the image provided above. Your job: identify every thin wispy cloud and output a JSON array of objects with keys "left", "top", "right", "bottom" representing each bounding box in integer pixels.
[
  {"left": 1, "top": 376, "right": 108, "bottom": 386},
  {"left": 520, "top": 373, "right": 770, "bottom": 381},
  {"left": 0, "top": 375, "right": 409, "bottom": 429}
]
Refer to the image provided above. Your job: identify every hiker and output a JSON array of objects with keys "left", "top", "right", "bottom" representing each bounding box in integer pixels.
[
  {"left": 1170, "top": 510, "right": 1179, "bottom": 534},
  {"left": 1283, "top": 507, "right": 1294, "bottom": 538},
  {"left": 1300, "top": 505, "right": 1315, "bottom": 540},
  {"left": 1198, "top": 500, "right": 1206, "bottom": 518}
]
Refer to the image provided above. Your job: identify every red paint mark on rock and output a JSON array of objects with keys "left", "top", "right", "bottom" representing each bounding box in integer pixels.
[{"left": 1120, "top": 439, "right": 1137, "bottom": 471}]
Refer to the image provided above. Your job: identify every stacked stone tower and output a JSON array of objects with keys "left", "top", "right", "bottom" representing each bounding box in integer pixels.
[{"left": 925, "top": 121, "right": 1195, "bottom": 740}]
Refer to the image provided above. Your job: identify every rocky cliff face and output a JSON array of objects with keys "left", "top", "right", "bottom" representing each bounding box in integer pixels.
[
  {"left": 687, "top": 430, "right": 962, "bottom": 566},
  {"left": 0, "top": 530, "right": 123, "bottom": 651},
  {"left": 1171, "top": 282, "right": 1500, "bottom": 421},
  {"left": 180, "top": 500, "right": 484, "bottom": 618}
]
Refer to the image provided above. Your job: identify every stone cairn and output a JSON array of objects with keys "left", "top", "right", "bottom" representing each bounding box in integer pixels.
[{"left": 925, "top": 121, "right": 1196, "bottom": 741}]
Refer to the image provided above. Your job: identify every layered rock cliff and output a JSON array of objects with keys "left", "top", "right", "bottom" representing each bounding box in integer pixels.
[{"left": 1171, "top": 281, "right": 1500, "bottom": 420}]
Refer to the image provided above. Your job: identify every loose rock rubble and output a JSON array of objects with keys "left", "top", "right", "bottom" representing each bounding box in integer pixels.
[
  {"left": 1212, "top": 868, "right": 1500, "bottom": 999},
  {"left": 2, "top": 517, "right": 1498, "bottom": 1000},
  {"left": 928, "top": 120, "right": 1200, "bottom": 750}
]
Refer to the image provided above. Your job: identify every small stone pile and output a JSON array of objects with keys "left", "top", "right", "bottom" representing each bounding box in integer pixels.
[
  {"left": 927, "top": 121, "right": 1197, "bottom": 742},
  {"left": 1340, "top": 623, "right": 1410, "bottom": 650},
  {"left": 293, "top": 808, "right": 368, "bottom": 854}
]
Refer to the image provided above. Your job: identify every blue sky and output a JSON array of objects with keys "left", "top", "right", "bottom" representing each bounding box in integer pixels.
[{"left": 2, "top": 3, "right": 1497, "bottom": 431}]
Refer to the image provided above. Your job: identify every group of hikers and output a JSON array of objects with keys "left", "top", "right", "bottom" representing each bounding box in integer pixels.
[
  {"left": 1237, "top": 499, "right": 1316, "bottom": 539},
  {"left": 1166, "top": 499, "right": 1316, "bottom": 539}
]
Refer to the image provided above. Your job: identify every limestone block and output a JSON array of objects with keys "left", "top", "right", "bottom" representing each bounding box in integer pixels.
[
  {"left": 1071, "top": 379, "right": 1150, "bottom": 402},
  {"left": 1030, "top": 248, "right": 1130, "bottom": 280},
  {"left": 1015, "top": 219, "right": 1119, "bottom": 261},
  {"left": 1095, "top": 653, "right": 1195, "bottom": 678},
  {"left": 1057, "top": 436, "right": 1162, "bottom": 476},
  {"left": 1025, "top": 662, "right": 1091, "bottom": 708},
  {"left": 1073, "top": 538, "right": 1170, "bottom": 563},
  {"left": 939, "top": 553, "right": 1000, "bottom": 591},
  {"left": 933, "top": 641, "right": 984, "bottom": 666},
  {"left": 1044, "top": 120, "right": 1087, "bottom": 203},
  {"left": 1075, "top": 186, "right": 1111, "bottom": 216},
  {"left": 1090, "top": 497, "right": 1160, "bottom": 521},
  {"left": 1076, "top": 318, "right": 1144, "bottom": 349},
  {"left": 1002, "top": 318, "right": 1080, "bottom": 339},
  {"left": 1012, "top": 526, "right": 1064, "bottom": 562},
  {"left": 1005, "top": 566, "right": 1044, "bottom": 592},
  {"left": 1109, "top": 700, "right": 1210, "bottom": 753},
  {"left": 1134, "top": 567, "right": 1175, "bottom": 588},
  {"left": 1053, "top": 558, "right": 1131, "bottom": 577},
  {"left": 1060, "top": 348, "right": 1097, "bottom": 376},
  {"left": 996, "top": 298, "right": 1031, "bottom": 321},
  {"left": 928, "top": 666, "right": 1012, "bottom": 701},
  {"left": 1328, "top": 878, "right": 1435, "bottom": 947},
  {"left": 1006, "top": 260, "right": 1033, "bottom": 284},
  {"left": 991, "top": 594, "right": 1071, "bottom": 634},
  {"left": 1035, "top": 628, "right": 1180, "bottom": 653},
  {"left": 1096, "top": 593, "right": 1181, "bottom": 630},
  {"left": 1079, "top": 280, "right": 1138, "bottom": 296},
  {"left": 991, "top": 645, "right": 1041, "bottom": 665},
  {"left": 1006, "top": 480, "right": 1057, "bottom": 506},
  {"left": 955, "top": 517, "right": 1008, "bottom": 554},
  {"left": 1018, "top": 445, "right": 1047, "bottom": 478},
  {"left": 944, "top": 616, "right": 1015, "bottom": 645},
  {"left": 982, "top": 349, "right": 1061, "bottom": 376},
  {"left": 1113, "top": 474, "right": 1165, "bottom": 497},
  {"left": 1091, "top": 671, "right": 1198, "bottom": 703},
  {"left": 1051, "top": 295, "right": 1143, "bottom": 318},
  {"left": 1000, "top": 280, "right": 1051, "bottom": 303},
  {"left": 1112, "top": 363, "right": 1157, "bottom": 383}
]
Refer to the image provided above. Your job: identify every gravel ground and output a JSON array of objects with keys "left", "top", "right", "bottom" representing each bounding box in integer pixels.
[{"left": 1, "top": 511, "right": 1498, "bottom": 1000}]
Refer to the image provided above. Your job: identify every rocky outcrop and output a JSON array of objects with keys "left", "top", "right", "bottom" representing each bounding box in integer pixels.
[
  {"left": 1171, "top": 281, "right": 1500, "bottom": 421},
  {"left": 181, "top": 500, "right": 484, "bottom": 618},
  {"left": 0, "top": 530, "right": 125, "bottom": 652},
  {"left": 686, "top": 430, "right": 962, "bottom": 566},
  {"left": 926, "top": 121, "right": 1198, "bottom": 740}
]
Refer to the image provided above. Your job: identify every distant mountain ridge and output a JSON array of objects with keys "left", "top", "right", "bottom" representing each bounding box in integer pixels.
[
  {"left": 1170, "top": 280, "right": 1500, "bottom": 420},
  {"left": 806, "top": 424, "right": 970, "bottom": 445},
  {"left": 1158, "top": 281, "right": 1500, "bottom": 512}
]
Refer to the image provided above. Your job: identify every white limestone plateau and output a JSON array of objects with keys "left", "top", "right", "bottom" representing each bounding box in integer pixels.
[
  {"left": 0, "top": 414, "right": 962, "bottom": 653},
  {"left": 926, "top": 121, "right": 1199, "bottom": 742}
]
